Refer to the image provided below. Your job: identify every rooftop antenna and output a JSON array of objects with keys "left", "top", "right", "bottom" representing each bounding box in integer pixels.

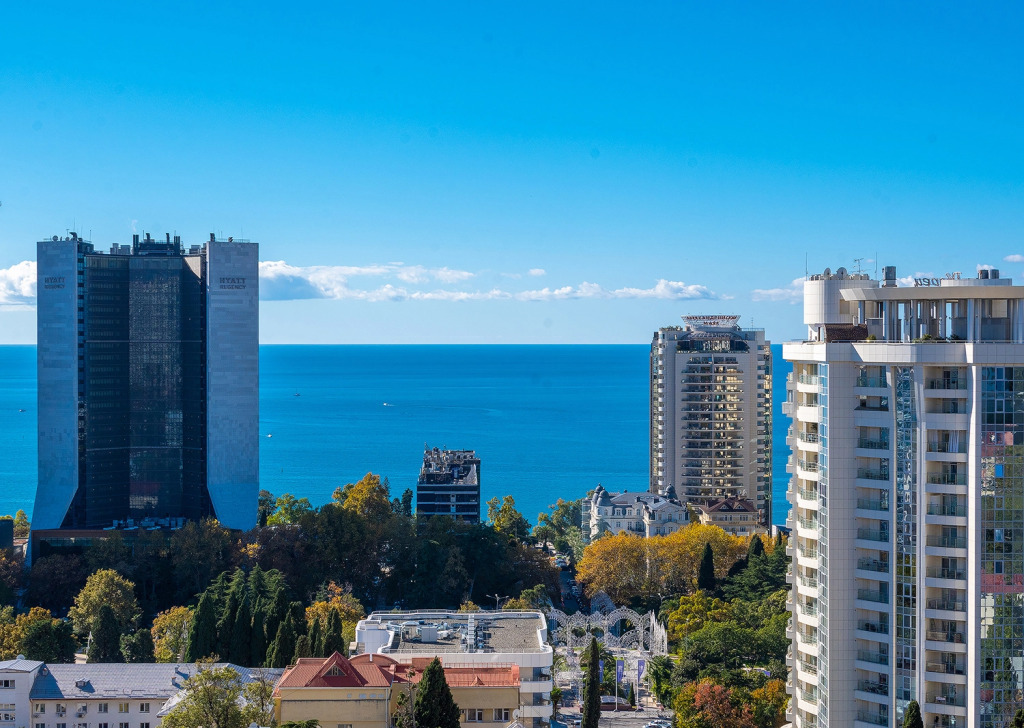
[
  {"left": 805, "top": 252, "right": 808, "bottom": 279},
  {"left": 853, "top": 258, "right": 865, "bottom": 276}
]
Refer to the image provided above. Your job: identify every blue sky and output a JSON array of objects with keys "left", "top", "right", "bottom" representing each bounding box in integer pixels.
[{"left": 1, "top": 2, "right": 1022, "bottom": 343}]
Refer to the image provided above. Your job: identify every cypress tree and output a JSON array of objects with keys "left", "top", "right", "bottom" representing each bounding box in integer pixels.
[
  {"left": 747, "top": 533, "right": 765, "bottom": 560},
  {"left": 697, "top": 542, "right": 716, "bottom": 592},
  {"left": 250, "top": 600, "right": 268, "bottom": 666},
  {"left": 582, "top": 638, "right": 601, "bottom": 728},
  {"left": 262, "top": 587, "right": 289, "bottom": 650},
  {"left": 1014, "top": 709, "right": 1024, "bottom": 728},
  {"left": 229, "top": 593, "right": 253, "bottom": 666},
  {"left": 293, "top": 634, "right": 311, "bottom": 659},
  {"left": 266, "top": 614, "right": 297, "bottom": 668},
  {"left": 186, "top": 591, "right": 219, "bottom": 661},
  {"left": 414, "top": 658, "right": 460, "bottom": 728},
  {"left": 216, "top": 569, "right": 245, "bottom": 657},
  {"left": 88, "top": 604, "right": 124, "bottom": 663},
  {"left": 903, "top": 700, "right": 923, "bottom": 728},
  {"left": 308, "top": 615, "right": 324, "bottom": 657},
  {"left": 322, "top": 608, "right": 346, "bottom": 656}
]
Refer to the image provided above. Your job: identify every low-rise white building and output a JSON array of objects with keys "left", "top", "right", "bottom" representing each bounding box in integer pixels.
[
  {"left": 0, "top": 660, "right": 280, "bottom": 728},
  {"left": 581, "top": 485, "right": 689, "bottom": 543},
  {"left": 354, "top": 610, "right": 553, "bottom": 728}
]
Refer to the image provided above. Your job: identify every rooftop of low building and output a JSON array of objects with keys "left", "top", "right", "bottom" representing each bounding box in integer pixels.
[{"left": 359, "top": 610, "right": 548, "bottom": 655}]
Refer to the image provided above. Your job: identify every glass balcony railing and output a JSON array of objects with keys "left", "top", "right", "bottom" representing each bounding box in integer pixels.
[
  {"left": 856, "top": 499, "right": 889, "bottom": 512},
  {"left": 856, "top": 376, "right": 888, "bottom": 388},
  {"left": 926, "top": 598, "right": 966, "bottom": 612},
  {"left": 926, "top": 693, "right": 966, "bottom": 707},
  {"left": 857, "top": 680, "right": 889, "bottom": 696},
  {"left": 926, "top": 536, "right": 967, "bottom": 549},
  {"left": 926, "top": 503, "right": 967, "bottom": 517},
  {"left": 857, "top": 558, "right": 890, "bottom": 573},
  {"left": 798, "top": 431, "right": 819, "bottom": 443},
  {"left": 857, "top": 468, "right": 890, "bottom": 481},
  {"left": 855, "top": 712, "right": 889, "bottom": 726},
  {"left": 857, "top": 528, "right": 889, "bottom": 542},
  {"left": 926, "top": 378, "right": 967, "bottom": 390},
  {"left": 927, "top": 442, "right": 967, "bottom": 454},
  {"left": 857, "top": 438, "right": 890, "bottom": 450},
  {"left": 857, "top": 651, "right": 890, "bottom": 666},
  {"left": 926, "top": 567, "right": 966, "bottom": 580},
  {"left": 857, "top": 621, "right": 890, "bottom": 635},
  {"left": 857, "top": 589, "right": 889, "bottom": 604},
  {"left": 925, "top": 629, "right": 965, "bottom": 644},
  {"left": 926, "top": 472, "right": 966, "bottom": 485},
  {"left": 925, "top": 661, "right": 966, "bottom": 676}
]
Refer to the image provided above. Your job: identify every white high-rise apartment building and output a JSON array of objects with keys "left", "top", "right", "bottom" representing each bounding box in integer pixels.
[
  {"left": 651, "top": 315, "right": 772, "bottom": 525},
  {"left": 785, "top": 265, "right": 1024, "bottom": 728}
]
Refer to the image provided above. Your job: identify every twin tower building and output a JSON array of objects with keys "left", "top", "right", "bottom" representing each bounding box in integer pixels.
[{"left": 34, "top": 233, "right": 259, "bottom": 549}]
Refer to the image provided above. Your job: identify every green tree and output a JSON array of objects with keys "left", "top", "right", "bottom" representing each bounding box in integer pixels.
[
  {"left": 241, "top": 669, "right": 277, "bottom": 728},
  {"left": 229, "top": 594, "right": 252, "bottom": 666},
  {"left": 647, "top": 655, "right": 672, "bottom": 707},
  {"left": 414, "top": 658, "right": 460, "bottom": 728},
  {"left": 258, "top": 490, "right": 276, "bottom": 527},
  {"left": 268, "top": 494, "right": 313, "bottom": 525},
  {"left": 161, "top": 662, "right": 245, "bottom": 728},
  {"left": 186, "top": 592, "right": 219, "bottom": 662},
  {"left": 121, "top": 629, "right": 156, "bottom": 663},
  {"left": 88, "top": 604, "right": 124, "bottom": 663},
  {"left": 487, "top": 496, "right": 531, "bottom": 541},
  {"left": 68, "top": 569, "right": 140, "bottom": 635},
  {"left": 550, "top": 685, "right": 563, "bottom": 713},
  {"left": 582, "top": 638, "right": 601, "bottom": 728},
  {"left": 266, "top": 614, "right": 297, "bottom": 668},
  {"left": 697, "top": 542, "right": 716, "bottom": 592},
  {"left": 747, "top": 534, "right": 765, "bottom": 560},
  {"left": 903, "top": 700, "right": 923, "bottom": 728},
  {"left": 293, "top": 634, "right": 311, "bottom": 659},
  {"left": 152, "top": 606, "right": 192, "bottom": 662},
  {"left": 322, "top": 608, "right": 346, "bottom": 656},
  {"left": 20, "top": 618, "right": 77, "bottom": 663},
  {"left": 308, "top": 614, "right": 324, "bottom": 657},
  {"left": 250, "top": 601, "right": 268, "bottom": 666},
  {"left": 12, "top": 510, "right": 29, "bottom": 539},
  {"left": 1015, "top": 708, "right": 1024, "bottom": 728}
]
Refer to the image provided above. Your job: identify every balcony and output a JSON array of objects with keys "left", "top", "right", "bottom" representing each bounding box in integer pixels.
[
  {"left": 798, "top": 516, "right": 818, "bottom": 530},
  {"left": 797, "top": 660, "right": 818, "bottom": 676},
  {"left": 927, "top": 503, "right": 967, "bottom": 517},
  {"left": 926, "top": 567, "right": 966, "bottom": 581},
  {"left": 857, "top": 558, "right": 890, "bottom": 574},
  {"left": 926, "top": 693, "right": 966, "bottom": 707},
  {"left": 857, "top": 528, "right": 889, "bottom": 543},
  {"left": 799, "top": 603, "right": 818, "bottom": 616},
  {"left": 798, "top": 459, "right": 819, "bottom": 472},
  {"left": 926, "top": 598, "right": 966, "bottom": 613},
  {"left": 857, "top": 589, "right": 889, "bottom": 604},
  {"left": 857, "top": 680, "right": 889, "bottom": 696},
  {"left": 798, "top": 374, "right": 820, "bottom": 385},
  {"left": 926, "top": 378, "right": 967, "bottom": 390},
  {"left": 926, "top": 536, "right": 967, "bottom": 549},
  {"left": 798, "top": 431, "right": 820, "bottom": 444},
  {"left": 927, "top": 472, "right": 967, "bottom": 486},
  {"left": 925, "top": 629, "right": 965, "bottom": 645},
  {"left": 855, "top": 711, "right": 889, "bottom": 726},
  {"left": 857, "top": 620, "right": 890, "bottom": 635},
  {"left": 857, "top": 468, "right": 890, "bottom": 481},
  {"left": 856, "top": 376, "right": 888, "bottom": 388},
  {"left": 927, "top": 442, "right": 967, "bottom": 454},
  {"left": 857, "top": 499, "right": 889, "bottom": 513},
  {"left": 925, "top": 661, "right": 966, "bottom": 676},
  {"left": 857, "top": 438, "right": 890, "bottom": 450},
  {"left": 857, "top": 650, "right": 890, "bottom": 666}
]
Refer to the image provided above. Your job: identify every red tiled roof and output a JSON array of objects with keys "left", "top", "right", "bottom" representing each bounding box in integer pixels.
[
  {"left": 390, "top": 661, "right": 520, "bottom": 687},
  {"left": 275, "top": 652, "right": 395, "bottom": 691}
]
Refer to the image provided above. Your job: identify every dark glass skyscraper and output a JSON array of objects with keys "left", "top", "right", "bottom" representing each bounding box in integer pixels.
[{"left": 35, "top": 232, "right": 258, "bottom": 533}]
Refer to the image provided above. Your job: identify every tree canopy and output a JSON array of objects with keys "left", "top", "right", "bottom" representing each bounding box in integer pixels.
[{"left": 414, "top": 658, "right": 461, "bottom": 728}]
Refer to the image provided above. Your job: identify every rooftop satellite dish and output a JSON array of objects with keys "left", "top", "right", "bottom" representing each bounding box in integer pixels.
[
  {"left": 52, "top": 236, "right": 59, "bottom": 242},
  {"left": 837, "top": 267, "right": 847, "bottom": 276},
  {"left": 823, "top": 267, "right": 831, "bottom": 276}
]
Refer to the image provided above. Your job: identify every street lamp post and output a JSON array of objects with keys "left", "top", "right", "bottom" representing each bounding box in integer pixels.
[{"left": 487, "top": 593, "right": 508, "bottom": 611}]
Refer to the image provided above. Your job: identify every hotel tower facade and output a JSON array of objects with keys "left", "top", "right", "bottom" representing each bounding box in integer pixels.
[
  {"left": 650, "top": 315, "right": 772, "bottom": 525},
  {"left": 35, "top": 232, "right": 259, "bottom": 537},
  {"left": 785, "top": 265, "right": 1024, "bottom": 728}
]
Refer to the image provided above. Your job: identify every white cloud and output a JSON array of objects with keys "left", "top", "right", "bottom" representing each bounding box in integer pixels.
[
  {"left": 977, "top": 263, "right": 995, "bottom": 271},
  {"left": 897, "top": 271, "right": 935, "bottom": 287},
  {"left": 528, "top": 268, "right": 546, "bottom": 277},
  {"left": 259, "top": 262, "right": 723, "bottom": 302},
  {"left": 1004, "top": 254, "right": 1024, "bottom": 263},
  {"left": 0, "top": 261, "right": 37, "bottom": 308},
  {"left": 751, "top": 277, "right": 803, "bottom": 303}
]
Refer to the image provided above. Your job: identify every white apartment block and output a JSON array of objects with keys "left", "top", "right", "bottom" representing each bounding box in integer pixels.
[
  {"left": 580, "top": 485, "right": 689, "bottom": 543},
  {"left": 784, "top": 264, "right": 1024, "bottom": 728},
  {"left": 651, "top": 315, "right": 772, "bottom": 525}
]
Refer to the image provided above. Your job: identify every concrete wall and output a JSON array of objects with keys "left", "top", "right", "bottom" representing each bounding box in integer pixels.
[
  {"left": 205, "top": 242, "right": 259, "bottom": 530},
  {"left": 34, "top": 241, "right": 80, "bottom": 530}
]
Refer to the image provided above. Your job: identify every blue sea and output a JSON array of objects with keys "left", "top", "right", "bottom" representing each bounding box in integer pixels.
[{"left": 0, "top": 345, "right": 792, "bottom": 527}]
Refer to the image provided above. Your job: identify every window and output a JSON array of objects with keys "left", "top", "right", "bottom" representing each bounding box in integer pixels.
[
  {"left": 118, "top": 704, "right": 129, "bottom": 714},
  {"left": 98, "top": 704, "right": 108, "bottom": 714},
  {"left": 57, "top": 723, "right": 67, "bottom": 728},
  {"left": 493, "top": 709, "right": 510, "bottom": 721},
  {"left": 467, "top": 709, "right": 484, "bottom": 722},
  {"left": 0, "top": 681, "right": 13, "bottom": 689},
  {"left": 99, "top": 723, "right": 108, "bottom": 728},
  {"left": 34, "top": 705, "right": 45, "bottom": 714},
  {"left": 337, "top": 724, "right": 353, "bottom": 728},
  {"left": 35, "top": 724, "right": 44, "bottom": 728},
  {"left": 139, "top": 704, "right": 149, "bottom": 714},
  {"left": 119, "top": 723, "right": 129, "bottom": 728},
  {"left": 0, "top": 705, "right": 15, "bottom": 721},
  {"left": 140, "top": 723, "right": 150, "bottom": 728},
  {"left": 57, "top": 705, "right": 67, "bottom": 716}
]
